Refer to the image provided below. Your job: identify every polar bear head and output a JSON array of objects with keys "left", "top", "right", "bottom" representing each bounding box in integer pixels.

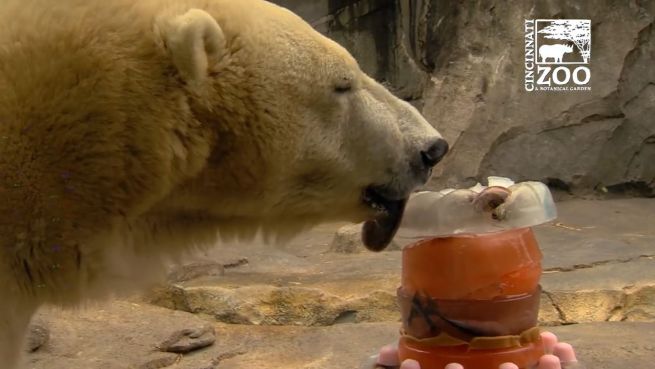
[{"left": 156, "top": 1, "right": 447, "bottom": 250}]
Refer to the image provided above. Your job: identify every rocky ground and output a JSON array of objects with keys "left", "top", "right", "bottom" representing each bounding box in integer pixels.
[{"left": 26, "top": 198, "right": 655, "bottom": 369}]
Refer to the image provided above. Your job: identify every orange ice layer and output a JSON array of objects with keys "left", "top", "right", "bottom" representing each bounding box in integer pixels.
[{"left": 401, "top": 227, "right": 542, "bottom": 300}]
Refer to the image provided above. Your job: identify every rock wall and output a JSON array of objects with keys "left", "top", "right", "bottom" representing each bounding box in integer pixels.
[{"left": 272, "top": 0, "right": 655, "bottom": 195}]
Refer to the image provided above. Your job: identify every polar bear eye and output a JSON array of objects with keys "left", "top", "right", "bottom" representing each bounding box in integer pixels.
[
  {"left": 334, "top": 85, "right": 352, "bottom": 93},
  {"left": 333, "top": 78, "right": 353, "bottom": 93}
]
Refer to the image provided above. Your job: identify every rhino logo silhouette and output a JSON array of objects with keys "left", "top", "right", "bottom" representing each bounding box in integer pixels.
[
  {"left": 539, "top": 44, "right": 574, "bottom": 63},
  {"left": 536, "top": 20, "right": 591, "bottom": 64}
]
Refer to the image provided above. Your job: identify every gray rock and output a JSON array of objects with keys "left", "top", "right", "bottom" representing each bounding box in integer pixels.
[
  {"left": 328, "top": 224, "right": 400, "bottom": 253},
  {"left": 167, "top": 261, "right": 225, "bottom": 283},
  {"left": 28, "top": 301, "right": 227, "bottom": 369},
  {"left": 329, "top": 224, "right": 363, "bottom": 253},
  {"left": 134, "top": 353, "right": 178, "bottom": 369},
  {"left": 420, "top": 1, "right": 655, "bottom": 194},
  {"left": 27, "top": 302, "right": 655, "bottom": 369},
  {"left": 162, "top": 285, "right": 351, "bottom": 326},
  {"left": 549, "top": 322, "right": 655, "bottom": 369},
  {"left": 273, "top": 1, "right": 655, "bottom": 195},
  {"left": 26, "top": 320, "right": 49, "bottom": 353},
  {"left": 157, "top": 326, "right": 215, "bottom": 354}
]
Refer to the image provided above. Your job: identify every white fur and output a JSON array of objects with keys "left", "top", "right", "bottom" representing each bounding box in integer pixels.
[
  {"left": 0, "top": 1, "right": 442, "bottom": 367},
  {"left": 158, "top": 8, "right": 227, "bottom": 86}
]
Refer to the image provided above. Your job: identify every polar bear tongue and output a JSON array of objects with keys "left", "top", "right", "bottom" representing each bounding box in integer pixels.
[{"left": 362, "top": 198, "right": 407, "bottom": 251}]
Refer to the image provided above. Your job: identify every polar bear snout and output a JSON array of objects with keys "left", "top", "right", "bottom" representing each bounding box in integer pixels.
[{"left": 420, "top": 138, "right": 449, "bottom": 168}]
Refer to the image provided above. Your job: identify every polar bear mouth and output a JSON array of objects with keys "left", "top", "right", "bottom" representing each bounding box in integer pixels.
[{"left": 361, "top": 187, "right": 408, "bottom": 251}]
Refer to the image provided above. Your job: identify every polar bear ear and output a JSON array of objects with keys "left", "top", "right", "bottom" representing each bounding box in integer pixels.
[{"left": 160, "top": 9, "right": 226, "bottom": 85}]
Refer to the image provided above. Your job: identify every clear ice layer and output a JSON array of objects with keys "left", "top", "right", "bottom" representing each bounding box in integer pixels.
[{"left": 397, "top": 177, "right": 557, "bottom": 239}]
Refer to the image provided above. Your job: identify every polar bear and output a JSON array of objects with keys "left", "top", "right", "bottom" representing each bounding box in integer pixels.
[{"left": 0, "top": 0, "right": 448, "bottom": 367}]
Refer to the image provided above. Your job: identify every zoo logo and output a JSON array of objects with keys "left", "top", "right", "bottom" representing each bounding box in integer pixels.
[{"left": 524, "top": 19, "right": 591, "bottom": 92}]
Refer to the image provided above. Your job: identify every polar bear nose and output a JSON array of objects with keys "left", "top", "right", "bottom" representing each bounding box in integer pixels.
[{"left": 420, "top": 139, "right": 449, "bottom": 167}]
